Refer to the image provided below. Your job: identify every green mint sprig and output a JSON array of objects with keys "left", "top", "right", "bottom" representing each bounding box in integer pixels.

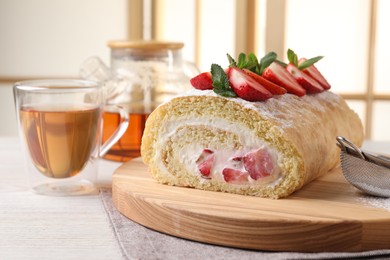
[
  {"left": 210, "top": 63, "right": 237, "bottom": 97},
  {"left": 226, "top": 51, "right": 277, "bottom": 75},
  {"left": 298, "top": 56, "right": 323, "bottom": 70},
  {"left": 287, "top": 48, "right": 323, "bottom": 70},
  {"left": 227, "top": 53, "right": 257, "bottom": 71},
  {"left": 258, "top": 52, "right": 277, "bottom": 75},
  {"left": 287, "top": 49, "right": 298, "bottom": 66}
]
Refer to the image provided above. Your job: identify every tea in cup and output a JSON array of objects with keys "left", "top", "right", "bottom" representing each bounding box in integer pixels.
[{"left": 14, "top": 79, "right": 129, "bottom": 195}]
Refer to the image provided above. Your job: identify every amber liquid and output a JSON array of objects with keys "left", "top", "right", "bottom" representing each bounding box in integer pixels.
[
  {"left": 19, "top": 106, "right": 100, "bottom": 178},
  {"left": 102, "top": 112, "right": 149, "bottom": 162}
]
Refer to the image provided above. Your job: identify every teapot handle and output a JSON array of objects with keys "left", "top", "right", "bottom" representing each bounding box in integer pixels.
[
  {"left": 80, "top": 56, "right": 112, "bottom": 82},
  {"left": 79, "top": 56, "right": 128, "bottom": 101},
  {"left": 183, "top": 60, "right": 200, "bottom": 78}
]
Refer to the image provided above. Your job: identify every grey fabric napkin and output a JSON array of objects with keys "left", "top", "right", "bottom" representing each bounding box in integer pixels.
[{"left": 100, "top": 188, "right": 390, "bottom": 260}]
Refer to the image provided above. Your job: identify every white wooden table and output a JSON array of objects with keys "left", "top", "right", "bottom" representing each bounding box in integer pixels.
[
  {"left": 0, "top": 136, "right": 388, "bottom": 259},
  {"left": 0, "top": 137, "right": 123, "bottom": 259}
]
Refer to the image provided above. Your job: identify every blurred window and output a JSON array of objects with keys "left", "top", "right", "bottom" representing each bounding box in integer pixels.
[{"left": 150, "top": 0, "right": 390, "bottom": 141}]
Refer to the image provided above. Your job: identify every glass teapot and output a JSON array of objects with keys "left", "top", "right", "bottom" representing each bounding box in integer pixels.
[{"left": 80, "top": 40, "right": 199, "bottom": 162}]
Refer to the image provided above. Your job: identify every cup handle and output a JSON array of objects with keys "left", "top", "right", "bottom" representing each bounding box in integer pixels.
[{"left": 99, "top": 105, "right": 129, "bottom": 157}]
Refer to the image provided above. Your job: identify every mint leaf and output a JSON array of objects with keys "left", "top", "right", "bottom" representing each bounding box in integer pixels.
[
  {"left": 259, "top": 51, "right": 277, "bottom": 75},
  {"left": 287, "top": 49, "right": 298, "bottom": 66},
  {"left": 211, "top": 64, "right": 237, "bottom": 97},
  {"left": 245, "top": 53, "right": 258, "bottom": 71},
  {"left": 247, "top": 53, "right": 259, "bottom": 65},
  {"left": 237, "top": 53, "right": 246, "bottom": 69},
  {"left": 248, "top": 53, "right": 260, "bottom": 73},
  {"left": 298, "top": 56, "right": 323, "bottom": 70},
  {"left": 227, "top": 52, "right": 259, "bottom": 71},
  {"left": 227, "top": 53, "right": 237, "bottom": 67}
]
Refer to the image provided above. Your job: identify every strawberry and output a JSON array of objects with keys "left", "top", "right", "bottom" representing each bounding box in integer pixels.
[
  {"left": 198, "top": 155, "right": 214, "bottom": 177},
  {"left": 227, "top": 67, "right": 272, "bottom": 101},
  {"left": 243, "top": 69, "right": 287, "bottom": 95},
  {"left": 190, "top": 72, "right": 213, "bottom": 90},
  {"left": 299, "top": 58, "right": 331, "bottom": 90},
  {"left": 286, "top": 64, "right": 324, "bottom": 94},
  {"left": 243, "top": 148, "right": 274, "bottom": 180},
  {"left": 196, "top": 149, "right": 214, "bottom": 177},
  {"left": 196, "top": 149, "right": 213, "bottom": 162},
  {"left": 222, "top": 168, "right": 249, "bottom": 184},
  {"left": 262, "top": 62, "right": 306, "bottom": 97}
]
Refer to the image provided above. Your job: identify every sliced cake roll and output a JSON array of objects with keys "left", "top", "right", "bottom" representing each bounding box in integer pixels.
[{"left": 141, "top": 90, "right": 363, "bottom": 199}]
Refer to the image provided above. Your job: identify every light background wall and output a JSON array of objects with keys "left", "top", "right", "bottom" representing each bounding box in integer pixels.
[{"left": 0, "top": 0, "right": 129, "bottom": 136}]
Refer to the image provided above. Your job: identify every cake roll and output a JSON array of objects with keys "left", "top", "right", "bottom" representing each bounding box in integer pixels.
[{"left": 141, "top": 89, "right": 363, "bottom": 199}]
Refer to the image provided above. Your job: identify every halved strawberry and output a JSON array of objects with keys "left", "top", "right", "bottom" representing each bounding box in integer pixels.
[
  {"left": 286, "top": 64, "right": 324, "bottom": 94},
  {"left": 227, "top": 67, "right": 272, "bottom": 101},
  {"left": 222, "top": 168, "right": 249, "bottom": 184},
  {"left": 196, "top": 149, "right": 213, "bottom": 163},
  {"left": 243, "top": 148, "right": 274, "bottom": 180},
  {"left": 243, "top": 69, "right": 287, "bottom": 95},
  {"left": 196, "top": 149, "right": 214, "bottom": 177},
  {"left": 262, "top": 62, "right": 306, "bottom": 97},
  {"left": 190, "top": 72, "right": 213, "bottom": 90},
  {"left": 299, "top": 58, "right": 331, "bottom": 90}
]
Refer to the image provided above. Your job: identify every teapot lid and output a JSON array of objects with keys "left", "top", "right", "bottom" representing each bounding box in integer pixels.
[{"left": 107, "top": 40, "right": 184, "bottom": 50}]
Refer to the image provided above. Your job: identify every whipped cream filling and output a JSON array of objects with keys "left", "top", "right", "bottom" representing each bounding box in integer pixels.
[
  {"left": 190, "top": 145, "right": 283, "bottom": 187},
  {"left": 154, "top": 116, "right": 285, "bottom": 187}
]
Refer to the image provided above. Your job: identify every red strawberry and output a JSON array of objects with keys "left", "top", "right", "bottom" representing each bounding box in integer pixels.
[
  {"left": 222, "top": 168, "right": 249, "bottom": 184},
  {"left": 228, "top": 67, "right": 272, "bottom": 101},
  {"left": 243, "top": 69, "right": 287, "bottom": 95},
  {"left": 231, "top": 155, "right": 243, "bottom": 161},
  {"left": 196, "top": 149, "right": 213, "bottom": 163},
  {"left": 196, "top": 149, "right": 214, "bottom": 177},
  {"left": 262, "top": 62, "right": 306, "bottom": 97},
  {"left": 198, "top": 155, "right": 214, "bottom": 177},
  {"left": 299, "top": 58, "right": 331, "bottom": 90},
  {"left": 243, "top": 148, "right": 274, "bottom": 180},
  {"left": 286, "top": 64, "right": 324, "bottom": 94},
  {"left": 190, "top": 72, "right": 213, "bottom": 90}
]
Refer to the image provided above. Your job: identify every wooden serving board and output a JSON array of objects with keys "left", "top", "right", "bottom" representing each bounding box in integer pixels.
[{"left": 112, "top": 158, "right": 390, "bottom": 252}]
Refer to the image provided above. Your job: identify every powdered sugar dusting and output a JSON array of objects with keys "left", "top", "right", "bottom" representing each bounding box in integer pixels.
[
  {"left": 173, "top": 89, "right": 340, "bottom": 109},
  {"left": 172, "top": 89, "right": 341, "bottom": 131},
  {"left": 336, "top": 179, "right": 390, "bottom": 212},
  {"left": 357, "top": 195, "right": 390, "bottom": 212}
]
